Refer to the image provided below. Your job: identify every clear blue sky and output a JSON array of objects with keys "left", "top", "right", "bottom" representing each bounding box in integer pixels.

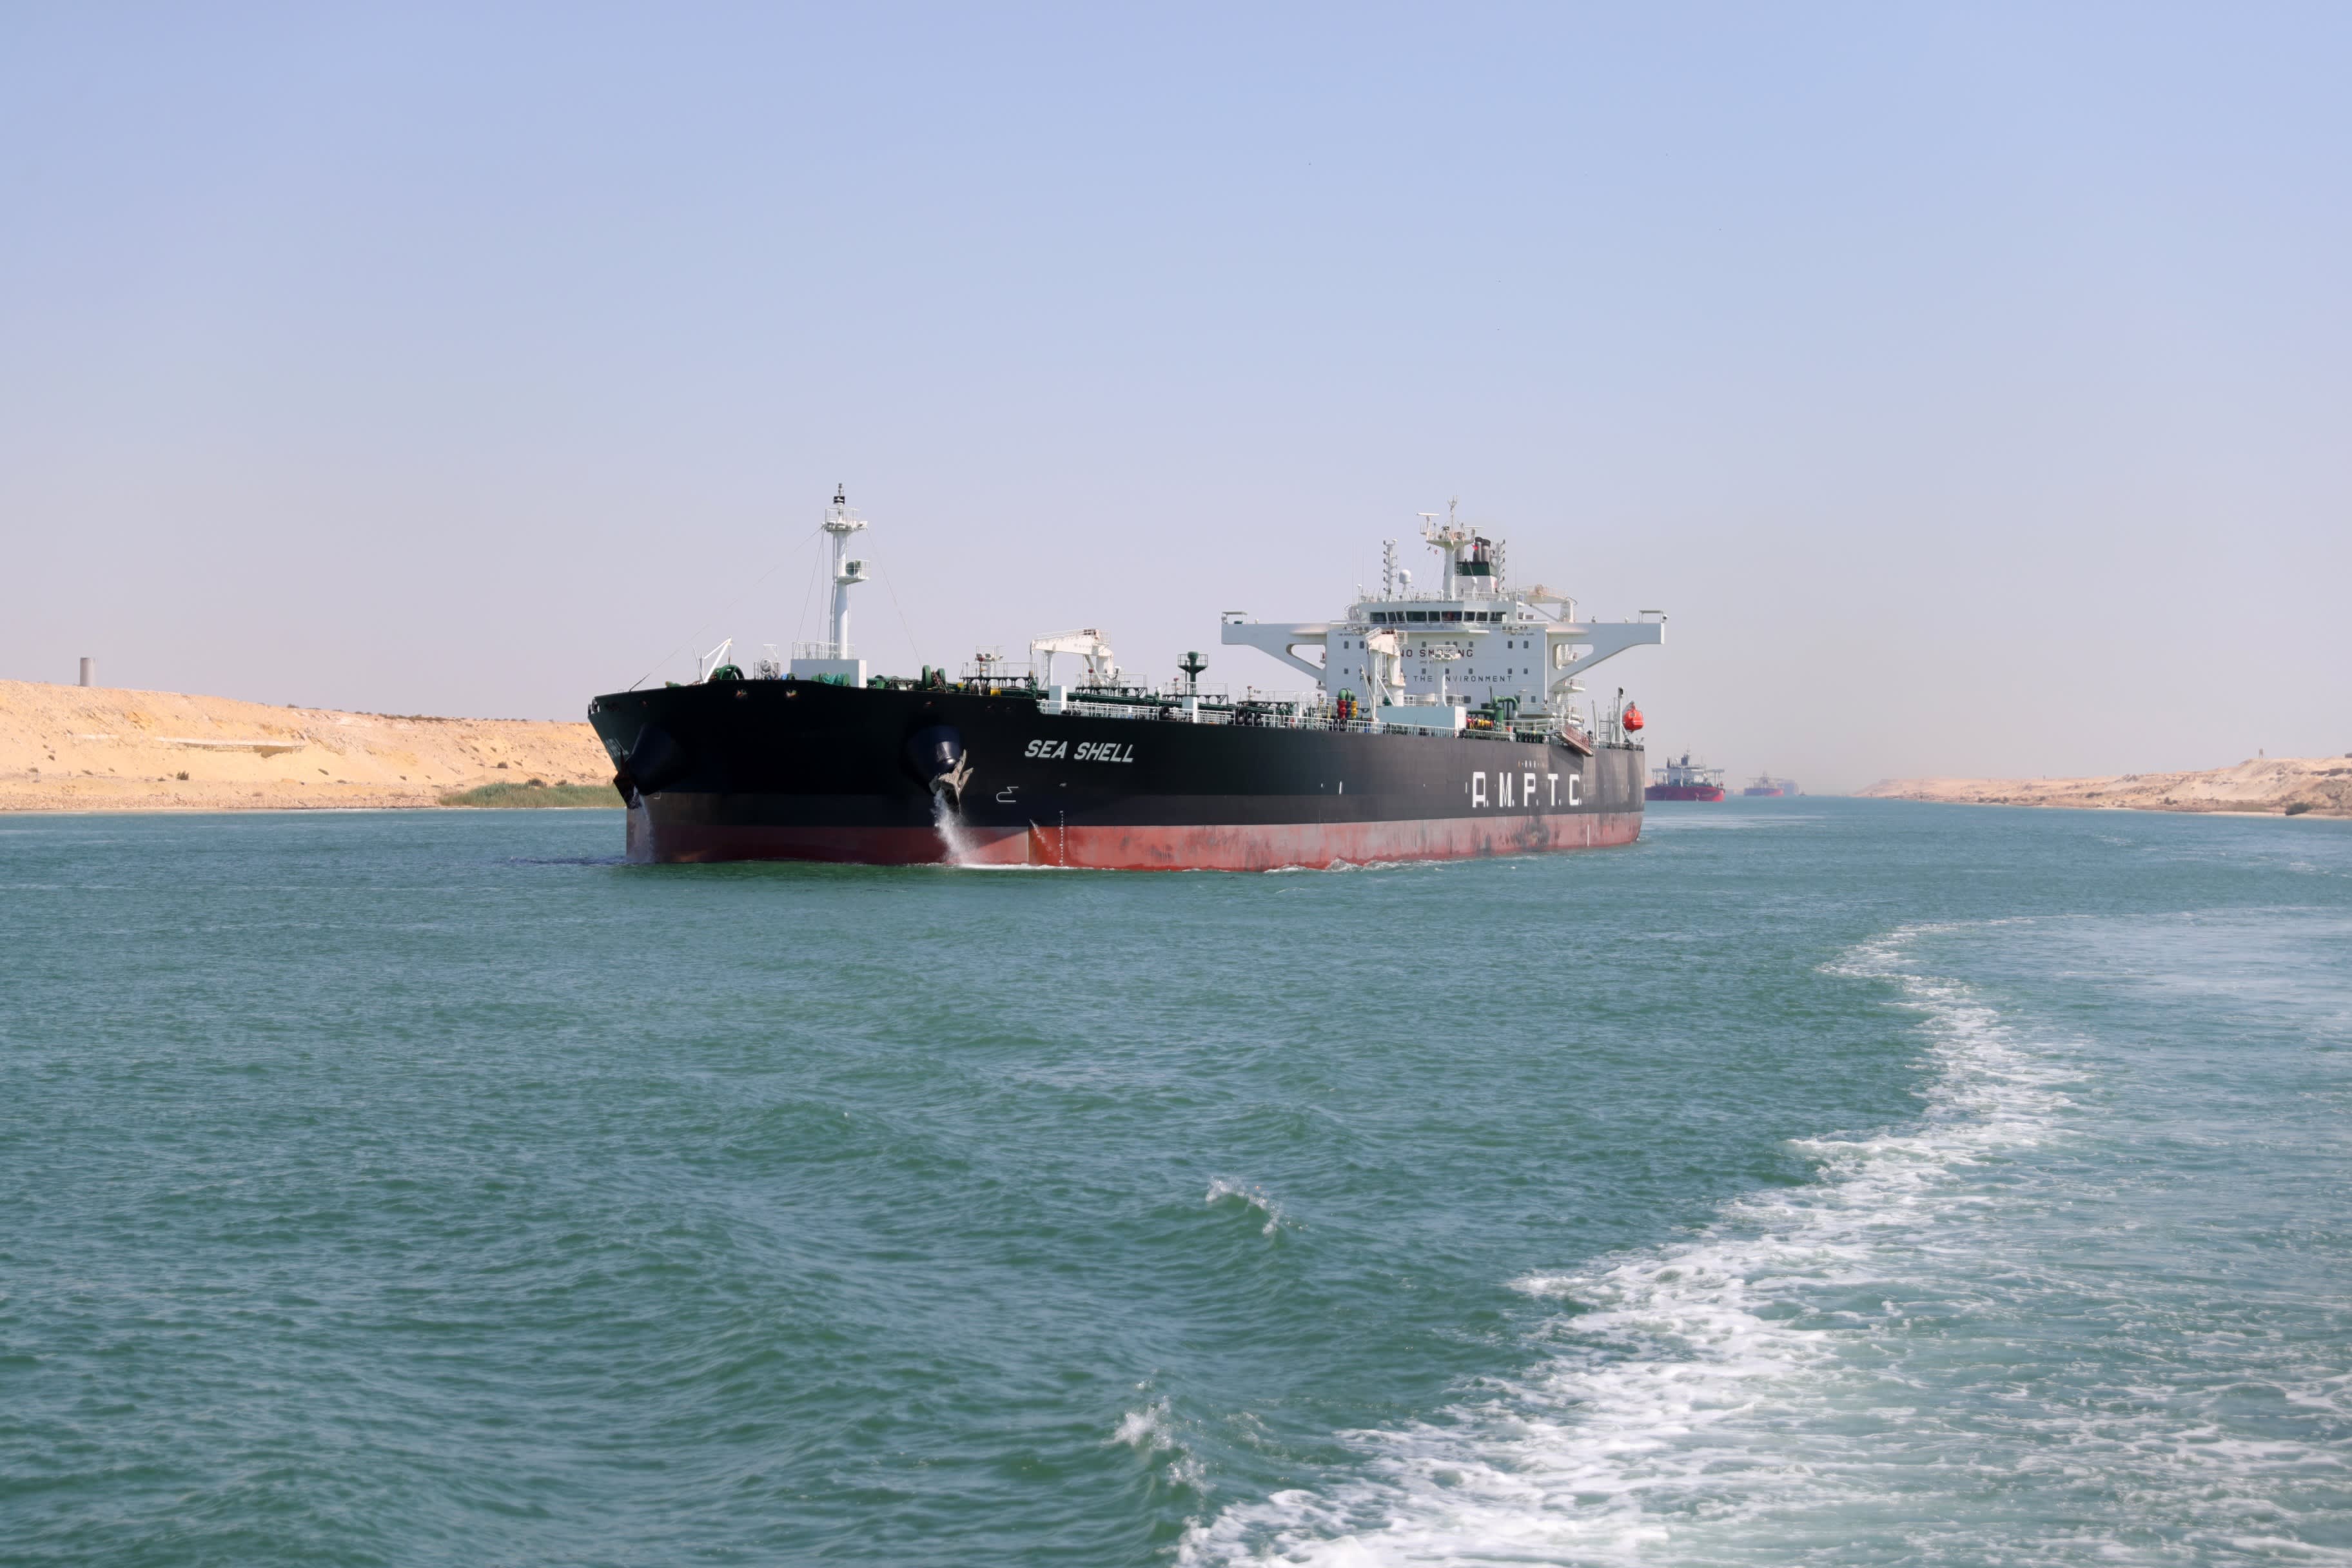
[{"left": 5, "top": 4, "right": 2346, "bottom": 789}]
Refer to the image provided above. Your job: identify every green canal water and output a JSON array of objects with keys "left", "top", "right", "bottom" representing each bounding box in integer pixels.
[{"left": 3, "top": 800, "right": 2346, "bottom": 1565}]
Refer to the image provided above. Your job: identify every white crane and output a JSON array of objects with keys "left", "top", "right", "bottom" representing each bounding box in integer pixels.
[{"left": 1029, "top": 628, "right": 1120, "bottom": 689}]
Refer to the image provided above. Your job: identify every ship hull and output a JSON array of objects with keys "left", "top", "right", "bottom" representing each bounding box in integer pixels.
[
  {"left": 1645, "top": 784, "right": 1725, "bottom": 802},
  {"left": 591, "top": 681, "right": 1645, "bottom": 870}
]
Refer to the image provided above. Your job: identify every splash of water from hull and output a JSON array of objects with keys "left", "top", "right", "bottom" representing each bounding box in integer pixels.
[{"left": 930, "top": 788, "right": 979, "bottom": 867}]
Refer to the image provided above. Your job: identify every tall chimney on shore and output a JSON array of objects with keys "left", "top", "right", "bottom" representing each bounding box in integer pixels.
[{"left": 79, "top": 658, "right": 93, "bottom": 687}]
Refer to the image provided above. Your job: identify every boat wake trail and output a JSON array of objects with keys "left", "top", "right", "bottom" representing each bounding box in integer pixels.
[{"left": 1182, "top": 924, "right": 2088, "bottom": 1567}]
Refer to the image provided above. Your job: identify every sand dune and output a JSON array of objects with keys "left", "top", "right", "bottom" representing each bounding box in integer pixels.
[
  {"left": 0, "top": 680, "right": 613, "bottom": 812},
  {"left": 1857, "top": 755, "right": 2352, "bottom": 818}
]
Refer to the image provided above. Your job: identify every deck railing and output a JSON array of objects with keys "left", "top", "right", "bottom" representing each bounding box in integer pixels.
[
  {"left": 771, "top": 670, "right": 1625, "bottom": 749},
  {"left": 1056, "top": 696, "right": 1567, "bottom": 743}
]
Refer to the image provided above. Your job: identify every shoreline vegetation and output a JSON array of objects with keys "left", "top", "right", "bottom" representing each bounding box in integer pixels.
[
  {"left": 439, "top": 781, "right": 620, "bottom": 808},
  {"left": 1, "top": 679, "right": 613, "bottom": 812},
  {"left": 1859, "top": 755, "right": 2352, "bottom": 818}
]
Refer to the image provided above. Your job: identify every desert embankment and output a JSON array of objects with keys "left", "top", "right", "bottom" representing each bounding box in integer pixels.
[
  {"left": 0, "top": 680, "right": 612, "bottom": 812},
  {"left": 1858, "top": 755, "right": 2352, "bottom": 818}
]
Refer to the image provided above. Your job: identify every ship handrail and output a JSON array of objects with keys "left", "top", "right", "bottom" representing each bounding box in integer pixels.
[
  {"left": 1055, "top": 696, "right": 1534, "bottom": 741},
  {"left": 778, "top": 672, "right": 1603, "bottom": 747}
]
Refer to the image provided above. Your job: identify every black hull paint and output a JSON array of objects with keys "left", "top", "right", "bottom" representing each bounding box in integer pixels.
[{"left": 587, "top": 680, "right": 1645, "bottom": 869}]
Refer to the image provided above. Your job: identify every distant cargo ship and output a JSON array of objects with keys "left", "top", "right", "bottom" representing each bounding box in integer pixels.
[
  {"left": 1742, "top": 774, "right": 1795, "bottom": 797},
  {"left": 1647, "top": 754, "right": 1725, "bottom": 802},
  {"left": 587, "top": 495, "right": 1666, "bottom": 869}
]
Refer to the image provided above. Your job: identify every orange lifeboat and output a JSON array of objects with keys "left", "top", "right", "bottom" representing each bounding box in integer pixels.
[{"left": 1622, "top": 703, "right": 1645, "bottom": 732}]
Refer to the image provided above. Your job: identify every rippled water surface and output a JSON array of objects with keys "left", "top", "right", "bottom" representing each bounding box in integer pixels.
[{"left": 3, "top": 801, "right": 2347, "bottom": 1565}]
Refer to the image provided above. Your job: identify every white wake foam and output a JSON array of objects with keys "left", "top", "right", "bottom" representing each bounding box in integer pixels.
[
  {"left": 1114, "top": 1393, "right": 1209, "bottom": 1494},
  {"left": 1206, "top": 1177, "right": 1287, "bottom": 1237},
  {"left": 1182, "top": 925, "right": 2080, "bottom": 1565}
]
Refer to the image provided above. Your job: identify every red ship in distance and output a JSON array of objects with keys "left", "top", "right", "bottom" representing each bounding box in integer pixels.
[{"left": 1646, "top": 753, "right": 1726, "bottom": 802}]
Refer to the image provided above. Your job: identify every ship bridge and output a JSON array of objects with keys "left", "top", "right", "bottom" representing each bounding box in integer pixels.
[{"left": 1220, "top": 505, "right": 1663, "bottom": 731}]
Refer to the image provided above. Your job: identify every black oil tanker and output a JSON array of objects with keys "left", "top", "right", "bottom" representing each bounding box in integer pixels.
[
  {"left": 590, "top": 676, "right": 1645, "bottom": 870},
  {"left": 589, "top": 494, "right": 1662, "bottom": 871}
]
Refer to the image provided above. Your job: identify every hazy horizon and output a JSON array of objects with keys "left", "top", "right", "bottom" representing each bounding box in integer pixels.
[{"left": 6, "top": 6, "right": 2347, "bottom": 792}]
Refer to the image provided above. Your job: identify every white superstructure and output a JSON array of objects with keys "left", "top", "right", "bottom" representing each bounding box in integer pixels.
[{"left": 1221, "top": 504, "right": 1664, "bottom": 734}]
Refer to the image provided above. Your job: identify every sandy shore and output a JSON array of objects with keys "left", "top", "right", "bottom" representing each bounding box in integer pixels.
[
  {"left": 1857, "top": 755, "right": 2352, "bottom": 818},
  {"left": 0, "top": 680, "right": 613, "bottom": 812}
]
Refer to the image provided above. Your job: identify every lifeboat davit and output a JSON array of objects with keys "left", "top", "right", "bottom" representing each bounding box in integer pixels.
[{"left": 1622, "top": 703, "right": 1645, "bottom": 732}]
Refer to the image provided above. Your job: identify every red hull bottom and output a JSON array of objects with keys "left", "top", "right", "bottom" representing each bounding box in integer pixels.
[{"left": 628, "top": 809, "right": 1643, "bottom": 871}]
